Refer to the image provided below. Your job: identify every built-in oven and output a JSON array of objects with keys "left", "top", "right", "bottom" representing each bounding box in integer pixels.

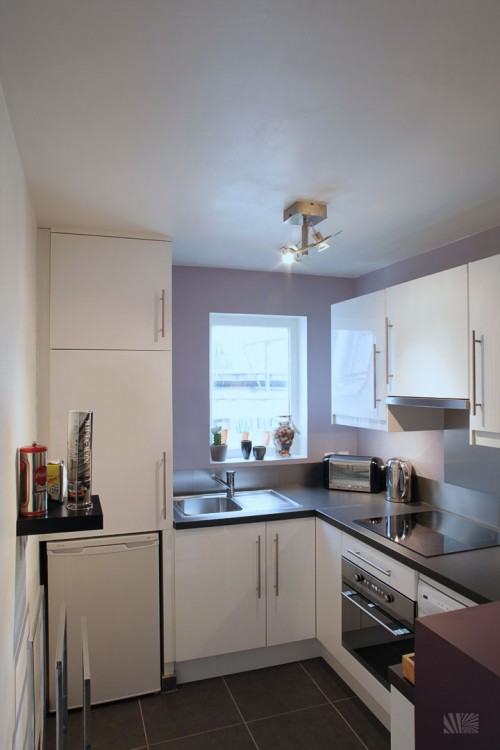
[{"left": 341, "top": 556, "right": 416, "bottom": 689}]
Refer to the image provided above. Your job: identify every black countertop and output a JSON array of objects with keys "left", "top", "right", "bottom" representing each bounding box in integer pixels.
[
  {"left": 174, "top": 486, "right": 500, "bottom": 604},
  {"left": 388, "top": 664, "right": 414, "bottom": 704},
  {"left": 17, "top": 494, "right": 103, "bottom": 536}
]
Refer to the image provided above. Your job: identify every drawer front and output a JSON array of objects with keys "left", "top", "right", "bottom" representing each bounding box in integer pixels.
[{"left": 342, "top": 533, "right": 417, "bottom": 600}]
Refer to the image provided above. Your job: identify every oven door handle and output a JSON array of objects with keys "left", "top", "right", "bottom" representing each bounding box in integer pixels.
[{"left": 341, "top": 591, "right": 411, "bottom": 637}]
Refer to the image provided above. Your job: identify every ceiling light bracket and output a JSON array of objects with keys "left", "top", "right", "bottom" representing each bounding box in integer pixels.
[
  {"left": 279, "top": 199, "right": 339, "bottom": 265},
  {"left": 283, "top": 200, "right": 327, "bottom": 227}
]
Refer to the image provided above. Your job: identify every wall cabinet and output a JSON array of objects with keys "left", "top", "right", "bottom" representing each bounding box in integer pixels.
[
  {"left": 332, "top": 266, "right": 469, "bottom": 430},
  {"left": 386, "top": 265, "right": 468, "bottom": 400},
  {"left": 50, "top": 232, "right": 171, "bottom": 350},
  {"left": 174, "top": 518, "right": 315, "bottom": 662},
  {"left": 331, "top": 290, "right": 388, "bottom": 430},
  {"left": 469, "top": 254, "right": 500, "bottom": 447},
  {"left": 50, "top": 349, "right": 172, "bottom": 535}
]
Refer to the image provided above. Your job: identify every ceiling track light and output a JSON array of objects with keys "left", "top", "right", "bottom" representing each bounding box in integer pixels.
[{"left": 279, "top": 199, "right": 341, "bottom": 265}]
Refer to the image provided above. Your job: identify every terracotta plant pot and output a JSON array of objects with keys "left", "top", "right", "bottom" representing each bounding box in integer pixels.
[{"left": 210, "top": 444, "right": 227, "bottom": 462}]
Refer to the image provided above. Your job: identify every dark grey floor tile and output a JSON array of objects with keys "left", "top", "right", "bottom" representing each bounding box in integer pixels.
[
  {"left": 335, "top": 697, "right": 390, "bottom": 750},
  {"left": 301, "top": 658, "right": 355, "bottom": 702},
  {"left": 225, "top": 662, "right": 326, "bottom": 721},
  {"left": 153, "top": 724, "right": 256, "bottom": 749},
  {"left": 44, "top": 699, "right": 147, "bottom": 750},
  {"left": 249, "top": 704, "right": 365, "bottom": 750},
  {"left": 140, "top": 678, "right": 241, "bottom": 744}
]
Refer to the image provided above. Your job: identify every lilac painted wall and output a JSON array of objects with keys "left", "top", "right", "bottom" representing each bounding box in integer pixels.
[
  {"left": 172, "top": 266, "right": 357, "bottom": 470},
  {"left": 355, "top": 224, "right": 500, "bottom": 296},
  {"left": 354, "top": 223, "right": 500, "bottom": 493}
]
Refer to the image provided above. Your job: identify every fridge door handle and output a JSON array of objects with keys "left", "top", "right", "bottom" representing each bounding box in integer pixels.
[
  {"left": 125, "top": 540, "right": 159, "bottom": 550},
  {"left": 49, "top": 543, "right": 157, "bottom": 557},
  {"left": 49, "top": 547, "right": 86, "bottom": 556}
]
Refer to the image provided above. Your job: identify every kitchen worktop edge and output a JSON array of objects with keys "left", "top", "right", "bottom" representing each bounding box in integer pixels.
[{"left": 173, "top": 485, "right": 500, "bottom": 604}]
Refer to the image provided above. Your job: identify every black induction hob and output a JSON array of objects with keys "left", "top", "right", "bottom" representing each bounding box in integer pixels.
[{"left": 353, "top": 510, "right": 500, "bottom": 557}]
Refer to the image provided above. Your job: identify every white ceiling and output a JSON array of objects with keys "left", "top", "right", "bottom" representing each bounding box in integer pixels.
[{"left": 1, "top": 0, "right": 500, "bottom": 276}]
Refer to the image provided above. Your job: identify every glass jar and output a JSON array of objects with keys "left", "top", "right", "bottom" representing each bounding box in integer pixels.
[{"left": 273, "top": 415, "right": 296, "bottom": 457}]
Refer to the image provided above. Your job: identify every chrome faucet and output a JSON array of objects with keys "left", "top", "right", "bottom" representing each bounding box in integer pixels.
[{"left": 211, "top": 470, "right": 236, "bottom": 500}]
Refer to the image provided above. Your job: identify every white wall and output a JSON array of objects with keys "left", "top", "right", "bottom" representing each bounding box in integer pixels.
[
  {"left": 0, "top": 80, "right": 39, "bottom": 747},
  {"left": 357, "top": 429, "right": 444, "bottom": 481},
  {"left": 36, "top": 228, "right": 50, "bottom": 445}
]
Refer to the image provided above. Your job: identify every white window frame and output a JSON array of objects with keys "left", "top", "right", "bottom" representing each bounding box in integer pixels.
[{"left": 209, "top": 312, "right": 308, "bottom": 461}]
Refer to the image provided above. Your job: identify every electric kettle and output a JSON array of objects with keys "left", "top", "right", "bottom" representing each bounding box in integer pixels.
[{"left": 386, "top": 458, "right": 413, "bottom": 503}]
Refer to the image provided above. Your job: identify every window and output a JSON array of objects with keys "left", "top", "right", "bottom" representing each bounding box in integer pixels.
[{"left": 210, "top": 313, "right": 307, "bottom": 459}]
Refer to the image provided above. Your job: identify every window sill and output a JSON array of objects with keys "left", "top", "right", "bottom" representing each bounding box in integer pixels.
[{"left": 210, "top": 454, "right": 309, "bottom": 467}]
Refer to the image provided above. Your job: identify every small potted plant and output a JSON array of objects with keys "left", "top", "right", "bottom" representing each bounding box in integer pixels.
[{"left": 210, "top": 426, "right": 227, "bottom": 462}]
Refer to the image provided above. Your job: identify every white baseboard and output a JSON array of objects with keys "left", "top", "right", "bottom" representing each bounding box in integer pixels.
[{"left": 175, "top": 639, "right": 321, "bottom": 684}]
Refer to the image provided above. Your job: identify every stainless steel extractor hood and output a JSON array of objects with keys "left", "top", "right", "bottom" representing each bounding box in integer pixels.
[{"left": 386, "top": 396, "right": 470, "bottom": 410}]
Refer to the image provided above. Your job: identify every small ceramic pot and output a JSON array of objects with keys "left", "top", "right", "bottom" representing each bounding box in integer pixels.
[
  {"left": 241, "top": 440, "right": 252, "bottom": 460},
  {"left": 210, "top": 444, "right": 227, "bottom": 462},
  {"left": 253, "top": 446, "right": 266, "bottom": 461}
]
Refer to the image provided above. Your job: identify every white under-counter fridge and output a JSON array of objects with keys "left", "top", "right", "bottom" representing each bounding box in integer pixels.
[{"left": 47, "top": 533, "right": 161, "bottom": 710}]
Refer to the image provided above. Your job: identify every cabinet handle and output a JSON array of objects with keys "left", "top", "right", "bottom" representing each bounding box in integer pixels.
[
  {"left": 162, "top": 451, "right": 168, "bottom": 521},
  {"left": 346, "top": 548, "right": 391, "bottom": 577},
  {"left": 160, "top": 289, "right": 166, "bottom": 339},
  {"left": 274, "top": 533, "right": 279, "bottom": 596},
  {"left": 81, "top": 616, "right": 91, "bottom": 750},
  {"left": 471, "top": 330, "right": 483, "bottom": 417},
  {"left": 256, "top": 536, "right": 262, "bottom": 599},
  {"left": 385, "top": 317, "right": 393, "bottom": 385},
  {"left": 373, "top": 344, "right": 381, "bottom": 409}
]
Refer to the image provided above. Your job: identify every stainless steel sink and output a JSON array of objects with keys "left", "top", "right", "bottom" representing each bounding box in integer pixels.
[
  {"left": 174, "top": 489, "right": 299, "bottom": 518},
  {"left": 175, "top": 495, "right": 242, "bottom": 517}
]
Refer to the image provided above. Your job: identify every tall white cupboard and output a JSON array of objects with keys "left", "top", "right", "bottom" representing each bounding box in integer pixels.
[
  {"left": 48, "top": 231, "right": 173, "bottom": 534},
  {"left": 46, "top": 231, "right": 173, "bottom": 699}
]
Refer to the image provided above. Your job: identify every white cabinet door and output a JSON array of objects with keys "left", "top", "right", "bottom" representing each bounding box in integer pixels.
[
  {"left": 469, "top": 254, "right": 500, "bottom": 447},
  {"left": 386, "top": 266, "right": 468, "bottom": 399},
  {"left": 49, "top": 349, "right": 172, "bottom": 535},
  {"left": 332, "top": 290, "right": 388, "bottom": 430},
  {"left": 266, "top": 518, "right": 316, "bottom": 647},
  {"left": 316, "top": 519, "right": 342, "bottom": 657},
  {"left": 175, "top": 524, "right": 266, "bottom": 661},
  {"left": 50, "top": 233, "right": 171, "bottom": 350}
]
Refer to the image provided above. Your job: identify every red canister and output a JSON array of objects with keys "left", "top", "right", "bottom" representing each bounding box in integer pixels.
[{"left": 19, "top": 443, "right": 48, "bottom": 517}]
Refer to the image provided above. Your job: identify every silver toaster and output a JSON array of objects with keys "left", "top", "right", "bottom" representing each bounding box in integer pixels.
[{"left": 323, "top": 454, "right": 385, "bottom": 493}]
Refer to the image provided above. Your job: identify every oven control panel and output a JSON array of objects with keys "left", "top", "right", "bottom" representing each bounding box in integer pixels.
[
  {"left": 352, "top": 571, "right": 394, "bottom": 602},
  {"left": 342, "top": 556, "right": 415, "bottom": 627}
]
